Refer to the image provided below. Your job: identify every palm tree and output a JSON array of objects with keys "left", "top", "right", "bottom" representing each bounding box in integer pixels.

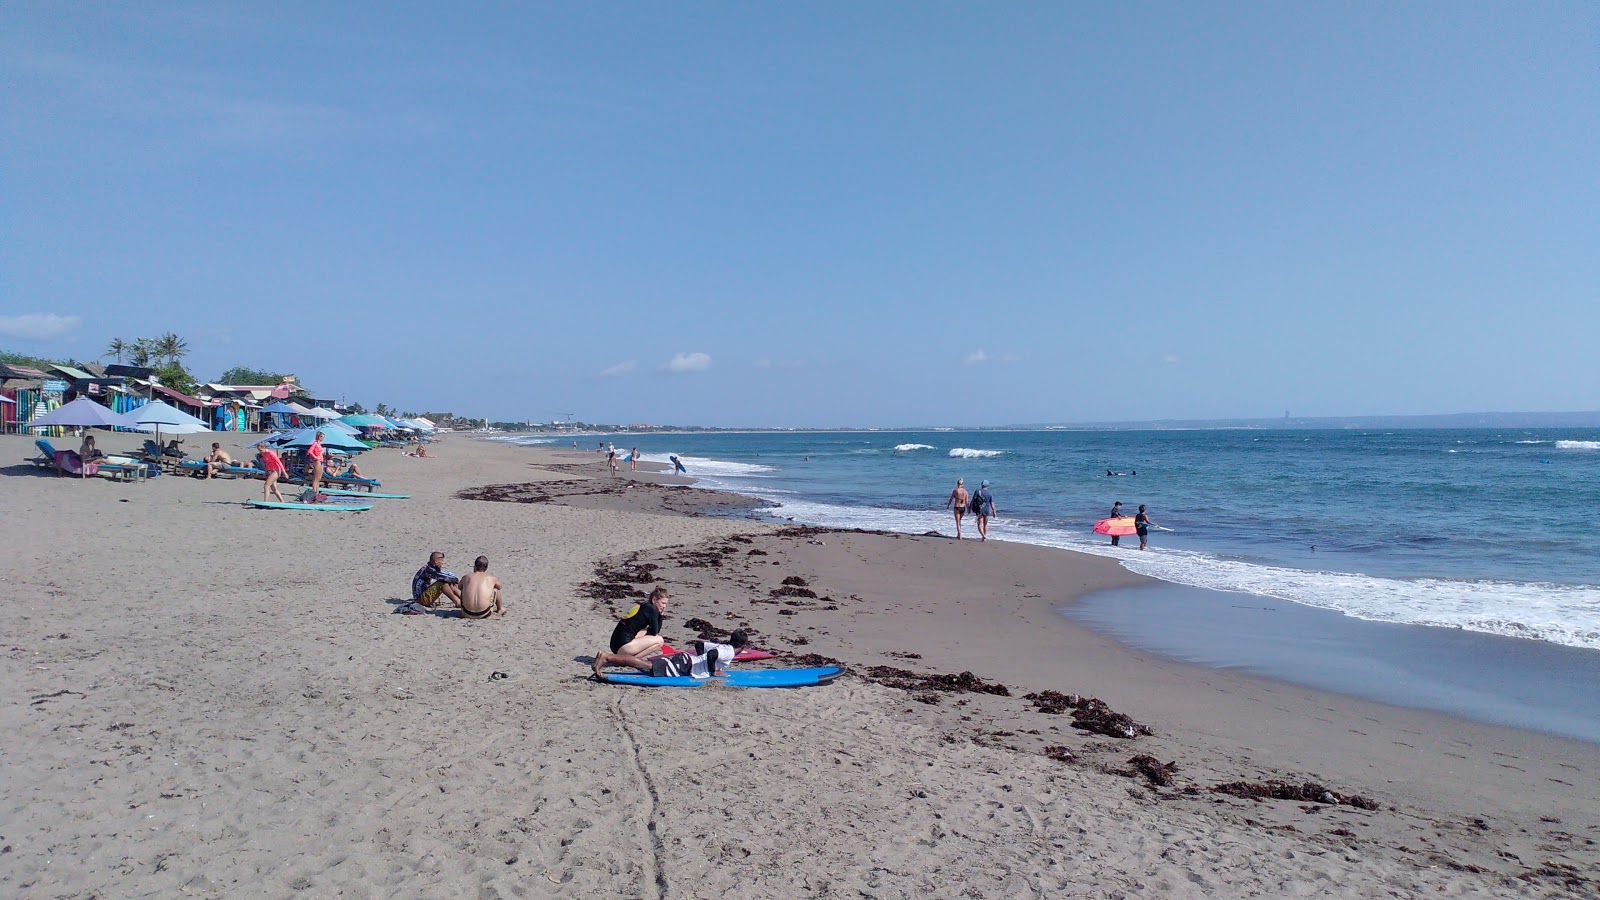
[
  {"left": 103, "top": 338, "right": 127, "bottom": 363},
  {"left": 156, "top": 332, "right": 190, "bottom": 366},
  {"left": 129, "top": 338, "right": 157, "bottom": 367}
]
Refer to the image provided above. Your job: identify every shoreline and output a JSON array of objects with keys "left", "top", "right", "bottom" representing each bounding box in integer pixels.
[{"left": 4, "top": 434, "right": 1596, "bottom": 896}]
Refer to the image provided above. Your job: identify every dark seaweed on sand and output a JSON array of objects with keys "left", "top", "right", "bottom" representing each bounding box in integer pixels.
[
  {"left": 1211, "top": 780, "right": 1379, "bottom": 810},
  {"left": 865, "top": 666, "right": 1010, "bottom": 697},
  {"left": 1023, "top": 691, "right": 1152, "bottom": 739},
  {"left": 1114, "top": 755, "right": 1178, "bottom": 787}
]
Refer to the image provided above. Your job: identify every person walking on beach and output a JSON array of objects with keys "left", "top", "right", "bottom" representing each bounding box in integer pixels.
[
  {"left": 259, "top": 446, "right": 288, "bottom": 503},
  {"left": 630, "top": 448, "right": 639, "bottom": 472},
  {"left": 945, "top": 478, "right": 970, "bottom": 540},
  {"left": 972, "top": 481, "right": 997, "bottom": 541},
  {"left": 306, "top": 431, "right": 327, "bottom": 494},
  {"left": 458, "top": 556, "right": 503, "bottom": 619},
  {"left": 670, "top": 455, "right": 687, "bottom": 475},
  {"left": 607, "top": 446, "right": 618, "bottom": 477},
  {"left": 1108, "top": 500, "right": 1124, "bottom": 547},
  {"left": 1135, "top": 504, "right": 1159, "bottom": 551}
]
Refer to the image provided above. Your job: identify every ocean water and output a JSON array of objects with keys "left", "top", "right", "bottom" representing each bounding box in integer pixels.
[{"left": 502, "top": 429, "right": 1600, "bottom": 651}]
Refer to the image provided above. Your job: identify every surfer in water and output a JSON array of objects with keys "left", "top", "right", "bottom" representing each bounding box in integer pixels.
[
  {"left": 1108, "top": 501, "right": 1124, "bottom": 546},
  {"left": 1135, "top": 504, "right": 1159, "bottom": 551},
  {"left": 1107, "top": 470, "right": 1135, "bottom": 476},
  {"left": 945, "top": 479, "right": 970, "bottom": 540}
]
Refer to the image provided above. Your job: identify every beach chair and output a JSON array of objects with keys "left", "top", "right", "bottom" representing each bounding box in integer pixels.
[
  {"left": 50, "top": 449, "right": 99, "bottom": 478},
  {"left": 30, "top": 438, "right": 58, "bottom": 469},
  {"left": 320, "top": 471, "right": 381, "bottom": 492}
]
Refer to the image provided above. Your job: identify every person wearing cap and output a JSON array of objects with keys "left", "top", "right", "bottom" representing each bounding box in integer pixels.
[{"left": 971, "top": 480, "right": 998, "bottom": 541}]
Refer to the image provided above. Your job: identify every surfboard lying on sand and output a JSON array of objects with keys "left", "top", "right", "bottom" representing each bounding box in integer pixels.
[
  {"left": 318, "top": 487, "right": 412, "bottom": 499},
  {"left": 1093, "top": 516, "right": 1139, "bottom": 536},
  {"left": 600, "top": 666, "right": 843, "bottom": 688},
  {"left": 246, "top": 500, "right": 372, "bottom": 512},
  {"left": 659, "top": 645, "right": 776, "bottom": 662}
]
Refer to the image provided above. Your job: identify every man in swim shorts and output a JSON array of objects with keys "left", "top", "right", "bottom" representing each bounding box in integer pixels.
[
  {"left": 1108, "top": 500, "right": 1123, "bottom": 547},
  {"left": 457, "top": 555, "right": 503, "bottom": 619},
  {"left": 412, "top": 551, "right": 463, "bottom": 608},
  {"left": 203, "top": 442, "right": 233, "bottom": 479}
]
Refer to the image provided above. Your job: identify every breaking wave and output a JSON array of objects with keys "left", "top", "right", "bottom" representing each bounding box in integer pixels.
[{"left": 949, "top": 448, "right": 1003, "bottom": 458}]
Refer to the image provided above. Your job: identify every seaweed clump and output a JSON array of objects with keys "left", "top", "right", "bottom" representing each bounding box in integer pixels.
[
  {"left": 865, "top": 666, "right": 1010, "bottom": 702},
  {"left": 1211, "top": 781, "right": 1379, "bottom": 810},
  {"left": 1024, "top": 691, "right": 1151, "bottom": 739},
  {"left": 1114, "top": 755, "right": 1178, "bottom": 787}
]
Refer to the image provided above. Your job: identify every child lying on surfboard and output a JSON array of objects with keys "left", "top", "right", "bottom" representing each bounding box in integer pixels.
[{"left": 593, "top": 630, "right": 749, "bottom": 681}]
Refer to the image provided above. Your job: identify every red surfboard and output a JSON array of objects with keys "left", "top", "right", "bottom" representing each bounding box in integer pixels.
[
  {"left": 1093, "top": 516, "right": 1139, "bottom": 537},
  {"left": 660, "top": 645, "right": 775, "bottom": 662}
]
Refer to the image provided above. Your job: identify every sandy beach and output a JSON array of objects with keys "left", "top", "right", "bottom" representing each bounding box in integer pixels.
[{"left": 2, "top": 434, "right": 1596, "bottom": 898}]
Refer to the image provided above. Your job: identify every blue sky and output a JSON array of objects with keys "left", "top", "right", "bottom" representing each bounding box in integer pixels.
[{"left": 3, "top": 3, "right": 1595, "bottom": 427}]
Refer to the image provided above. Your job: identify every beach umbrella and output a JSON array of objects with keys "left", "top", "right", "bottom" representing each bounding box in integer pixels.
[
  {"left": 124, "top": 399, "right": 212, "bottom": 440},
  {"left": 323, "top": 420, "right": 362, "bottom": 435},
  {"left": 338, "top": 413, "right": 388, "bottom": 428},
  {"left": 302, "top": 406, "right": 340, "bottom": 420},
  {"left": 259, "top": 401, "right": 298, "bottom": 414},
  {"left": 271, "top": 425, "right": 371, "bottom": 453},
  {"left": 25, "top": 396, "right": 135, "bottom": 430}
]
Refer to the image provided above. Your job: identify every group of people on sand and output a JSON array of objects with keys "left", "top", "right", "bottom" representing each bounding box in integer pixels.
[
  {"left": 590, "top": 586, "right": 748, "bottom": 681},
  {"left": 944, "top": 478, "right": 999, "bottom": 541},
  {"left": 407, "top": 551, "right": 504, "bottom": 618}
]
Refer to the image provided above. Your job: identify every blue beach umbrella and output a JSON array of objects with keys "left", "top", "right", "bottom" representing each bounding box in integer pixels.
[{"left": 271, "top": 425, "right": 372, "bottom": 453}]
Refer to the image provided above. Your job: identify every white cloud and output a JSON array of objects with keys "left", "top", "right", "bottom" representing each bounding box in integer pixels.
[
  {"left": 1164, "top": 354, "right": 1180, "bottom": 365},
  {"left": 663, "top": 352, "right": 712, "bottom": 374},
  {"left": 964, "top": 349, "right": 989, "bottom": 365},
  {"left": 597, "top": 360, "right": 637, "bottom": 378},
  {"left": 0, "top": 313, "right": 82, "bottom": 340}
]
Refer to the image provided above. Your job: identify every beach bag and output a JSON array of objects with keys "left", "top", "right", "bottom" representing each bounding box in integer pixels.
[{"left": 970, "top": 491, "right": 988, "bottom": 516}]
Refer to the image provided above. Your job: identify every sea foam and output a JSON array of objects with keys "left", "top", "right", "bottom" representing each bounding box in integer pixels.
[
  {"left": 894, "top": 443, "right": 935, "bottom": 452},
  {"left": 1555, "top": 440, "right": 1600, "bottom": 450},
  {"left": 949, "top": 448, "right": 1003, "bottom": 458}
]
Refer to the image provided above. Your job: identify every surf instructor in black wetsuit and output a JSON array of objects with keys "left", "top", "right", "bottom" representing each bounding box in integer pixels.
[{"left": 608, "top": 587, "right": 669, "bottom": 656}]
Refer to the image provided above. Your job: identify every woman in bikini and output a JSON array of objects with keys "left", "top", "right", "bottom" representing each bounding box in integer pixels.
[{"left": 945, "top": 478, "right": 970, "bottom": 540}]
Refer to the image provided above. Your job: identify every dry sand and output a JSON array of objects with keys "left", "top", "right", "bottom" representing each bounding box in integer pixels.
[{"left": 2, "top": 434, "right": 1596, "bottom": 898}]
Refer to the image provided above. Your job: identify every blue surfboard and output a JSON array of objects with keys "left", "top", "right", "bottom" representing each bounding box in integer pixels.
[
  {"left": 319, "top": 487, "right": 412, "bottom": 499},
  {"left": 246, "top": 500, "right": 373, "bottom": 512},
  {"left": 601, "top": 666, "right": 844, "bottom": 688}
]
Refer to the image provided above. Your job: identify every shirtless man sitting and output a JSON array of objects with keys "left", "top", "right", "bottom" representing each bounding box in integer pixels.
[
  {"left": 203, "top": 442, "right": 234, "bottom": 479},
  {"left": 458, "top": 556, "right": 503, "bottom": 619}
]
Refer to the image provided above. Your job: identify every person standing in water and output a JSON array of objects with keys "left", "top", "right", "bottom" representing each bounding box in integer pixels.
[
  {"left": 1108, "top": 500, "right": 1124, "bottom": 547},
  {"left": 945, "top": 479, "right": 970, "bottom": 540},
  {"left": 1135, "top": 504, "right": 1160, "bottom": 551}
]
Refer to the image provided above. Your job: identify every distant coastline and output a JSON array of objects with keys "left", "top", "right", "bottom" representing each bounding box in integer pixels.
[{"left": 493, "top": 410, "right": 1600, "bottom": 435}]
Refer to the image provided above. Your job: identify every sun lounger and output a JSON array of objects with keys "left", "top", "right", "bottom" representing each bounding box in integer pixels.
[
  {"left": 30, "top": 438, "right": 58, "bottom": 468},
  {"left": 51, "top": 449, "right": 99, "bottom": 478},
  {"left": 320, "top": 472, "right": 381, "bottom": 491}
]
